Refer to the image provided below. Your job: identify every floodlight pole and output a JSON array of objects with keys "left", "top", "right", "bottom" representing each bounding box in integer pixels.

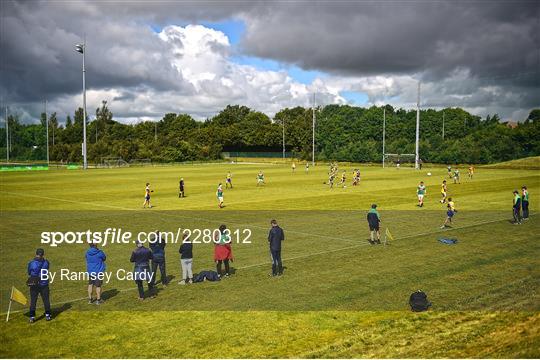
[
  {"left": 75, "top": 37, "right": 88, "bottom": 169},
  {"left": 4, "top": 106, "right": 8, "bottom": 163},
  {"left": 312, "top": 93, "right": 315, "bottom": 166},
  {"left": 442, "top": 110, "right": 445, "bottom": 140},
  {"left": 382, "top": 107, "right": 386, "bottom": 168},
  {"left": 45, "top": 100, "right": 49, "bottom": 166},
  {"left": 282, "top": 117, "right": 285, "bottom": 160},
  {"left": 415, "top": 81, "right": 420, "bottom": 170}
]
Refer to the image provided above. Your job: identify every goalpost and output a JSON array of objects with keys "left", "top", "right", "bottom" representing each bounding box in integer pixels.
[{"left": 383, "top": 153, "right": 416, "bottom": 168}]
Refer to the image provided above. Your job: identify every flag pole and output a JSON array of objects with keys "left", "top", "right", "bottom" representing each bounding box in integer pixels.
[{"left": 6, "top": 287, "right": 13, "bottom": 322}]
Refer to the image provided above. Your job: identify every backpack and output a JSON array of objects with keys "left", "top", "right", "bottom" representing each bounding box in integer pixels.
[
  {"left": 409, "top": 290, "right": 431, "bottom": 312},
  {"left": 193, "top": 270, "right": 221, "bottom": 283}
]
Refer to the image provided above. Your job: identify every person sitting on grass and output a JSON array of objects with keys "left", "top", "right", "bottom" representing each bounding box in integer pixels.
[
  {"left": 28, "top": 248, "right": 52, "bottom": 323},
  {"left": 85, "top": 242, "right": 106, "bottom": 305},
  {"left": 441, "top": 197, "right": 456, "bottom": 229},
  {"left": 179, "top": 231, "right": 193, "bottom": 285},
  {"left": 130, "top": 240, "right": 154, "bottom": 301},
  {"left": 367, "top": 204, "right": 381, "bottom": 245},
  {"left": 214, "top": 224, "right": 233, "bottom": 277}
]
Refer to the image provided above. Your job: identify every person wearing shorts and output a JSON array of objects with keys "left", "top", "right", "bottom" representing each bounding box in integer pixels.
[
  {"left": 441, "top": 198, "right": 456, "bottom": 228},
  {"left": 217, "top": 183, "right": 224, "bottom": 208},
  {"left": 367, "top": 204, "right": 381, "bottom": 245},
  {"left": 257, "top": 171, "right": 265, "bottom": 186},
  {"left": 417, "top": 181, "right": 426, "bottom": 207},
  {"left": 85, "top": 243, "right": 106, "bottom": 305},
  {"left": 226, "top": 172, "right": 233, "bottom": 189},
  {"left": 143, "top": 183, "right": 153, "bottom": 208},
  {"left": 440, "top": 180, "right": 448, "bottom": 203}
]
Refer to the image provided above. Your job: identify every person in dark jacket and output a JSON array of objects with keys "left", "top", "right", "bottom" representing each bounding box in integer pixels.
[
  {"left": 179, "top": 178, "right": 185, "bottom": 198},
  {"left": 214, "top": 224, "right": 233, "bottom": 277},
  {"left": 367, "top": 204, "right": 381, "bottom": 245},
  {"left": 179, "top": 230, "right": 193, "bottom": 284},
  {"left": 130, "top": 240, "right": 154, "bottom": 300},
  {"left": 85, "top": 243, "right": 106, "bottom": 305},
  {"left": 522, "top": 186, "right": 529, "bottom": 220},
  {"left": 149, "top": 231, "right": 168, "bottom": 287},
  {"left": 268, "top": 219, "right": 285, "bottom": 276},
  {"left": 27, "top": 248, "right": 51, "bottom": 322},
  {"left": 513, "top": 190, "right": 522, "bottom": 224}
]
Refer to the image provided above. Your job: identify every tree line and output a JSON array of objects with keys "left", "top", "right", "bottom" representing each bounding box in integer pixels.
[{"left": 1, "top": 101, "right": 539, "bottom": 164}]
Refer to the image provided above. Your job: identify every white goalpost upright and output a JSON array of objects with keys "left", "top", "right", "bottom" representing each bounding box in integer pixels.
[{"left": 415, "top": 81, "right": 421, "bottom": 170}]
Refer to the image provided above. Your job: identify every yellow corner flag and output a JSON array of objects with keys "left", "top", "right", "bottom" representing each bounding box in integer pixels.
[
  {"left": 11, "top": 286, "right": 27, "bottom": 305},
  {"left": 384, "top": 228, "right": 395, "bottom": 245},
  {"left": 6, "top": 286, "right": 27, "bottom": 322}
]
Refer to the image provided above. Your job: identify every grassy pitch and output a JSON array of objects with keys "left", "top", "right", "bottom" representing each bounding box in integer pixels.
[{"left": 0, "top": 161, "right": 538, "bottom": 358}]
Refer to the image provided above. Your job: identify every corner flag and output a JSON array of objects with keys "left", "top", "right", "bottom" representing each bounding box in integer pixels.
[
  {"left": 384, "top": 228, "right": 395, "bottom": 245},
  {"left": 6, "top": 286, "right": 27, "bottom": 322}
]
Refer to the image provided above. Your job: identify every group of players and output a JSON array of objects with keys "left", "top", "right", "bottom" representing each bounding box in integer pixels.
[{"left": 144, "top": 162, "right": 529, "bottom": 232}]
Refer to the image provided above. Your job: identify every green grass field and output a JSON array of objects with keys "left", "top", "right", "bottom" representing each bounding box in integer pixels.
[{"left": 0, "top": 162, "right": 539, "bottom": 358}]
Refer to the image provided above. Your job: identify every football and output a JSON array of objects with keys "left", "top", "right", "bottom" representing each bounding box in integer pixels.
[{"left": 427, "top": 172, "right": 432, "bottom": 176}]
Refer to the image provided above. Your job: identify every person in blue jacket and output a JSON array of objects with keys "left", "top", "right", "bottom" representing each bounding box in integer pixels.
[
  {"left": 149, "top": 231, "right": 168, "bottom": 287},
  {"left": 130, "top": 240, "right": 154, "bottom": 300},
  {"left": 85, "top": 243, "right": 106, "bottom": 305},
  {"left": 27, "top": 248, "right": 51, "bottom": 323}
]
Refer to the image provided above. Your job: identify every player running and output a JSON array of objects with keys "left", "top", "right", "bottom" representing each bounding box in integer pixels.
[
  {"left": 453, "top": 169, "right": 461, "bottom": 184},
  {"left": 441, "top": 197, "right": 456, "bottom": 228},
  {"left": 226, "top": 172, "right": 233, "bottom": 189},
  {"left": 468, "top": 165, "right": 474, "bottom": 179},
  {"left": 447, "top": 165, "right": 452, "bottom": 178},
  {"left": 440, "top": 180, "right": 448, "bottom": 203},
  {"left": 339, "top": 170, "right": 347, "bottom": 188},
  {"left": 216, "top": 183, "right": 224, "bottom": 208},
  {"left": 305, "top": 162, "right": 309, "bottom": 173},
  {"left": 352, "top": 169, "right": 360, "bottom": 186},
  {"left": 292, "top": 162, "right": 296, "bottom": 173},
  {"left": 328, "top": 172, "right": 336, "bottom": 189},
  {"left": 256, "top": 171, "right": 265, "bottom": 186},
  {"left": 143, "top": 183, "right": 153, "bottom": 208},
  {"left": 417, "top": 181, "right": 426, "bottom": 207}
]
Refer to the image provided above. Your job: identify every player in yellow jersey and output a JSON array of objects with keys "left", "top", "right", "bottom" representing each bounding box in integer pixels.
[
  {"left": 440, "top": 180, "right": 448, "bottom": 203},
  {"left": 468, "top": 165, "right": 474, "bottom": 179},
  {"left": 143, "top": 183, "right": 153, "bottom": 208},
  {"left": 441, "top": 197, "right": 456, "bottom": 228}
]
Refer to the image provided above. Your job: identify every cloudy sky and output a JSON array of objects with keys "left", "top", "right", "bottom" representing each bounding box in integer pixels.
[{"left": 1, "top": 0, "right": 538, "bottom": 124}]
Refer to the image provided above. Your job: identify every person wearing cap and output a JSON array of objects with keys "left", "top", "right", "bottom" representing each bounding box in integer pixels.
[
  {"left": 130, "top": 240, "right": 154, "bottom": 300},
  {"left": 149, "top": 231, "right": 168, "bottom": 287},
  {"left": 522, "top": 186, "right": 529, "bottom": 220},
  {"left": 27, "top": 248, "right": 51, "bottom": 322},
  {"left": 268, "top": 219, "right": 285, "bottom": 276},
  {"left": 367, "top": 204, "right": 381, "bottom": 244},
  {"left": 512, "top": 190, "right": 522, "bottom": 225},
  {"left": 86, "top": 242, "right": 106, "bottom": 305}
]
